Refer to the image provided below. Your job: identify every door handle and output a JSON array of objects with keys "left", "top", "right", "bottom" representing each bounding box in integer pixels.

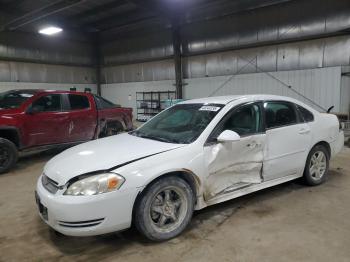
[
  {"left": 299, "top": 128, "right": 310, "bottom": 134},
  {"left": 246, "top": 142, "right": 260, "bottom": 148}
]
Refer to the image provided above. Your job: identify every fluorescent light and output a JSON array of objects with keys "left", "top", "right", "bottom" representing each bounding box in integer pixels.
[{"left": 39, "top": 26, "right": 62, "bottom": 35}]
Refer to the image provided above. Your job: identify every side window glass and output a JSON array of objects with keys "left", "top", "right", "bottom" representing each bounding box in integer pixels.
[
  {"left": 264, "top": 102, "right": 297, "bottom": 128},
  {"left": 94, "top": 95, "right": 116, "bottom": 109},
  {"left": 212, "top": 103, "right": 261, "bottom": 138},
  {"left": 297, "top": 105, "right": 314, "bottom": 122},
  {"left": 68, "top": 94, "right": 90, "bottom": 110},
  {"left": 31, "top": 94, "right": 61, "bottom": 112}
]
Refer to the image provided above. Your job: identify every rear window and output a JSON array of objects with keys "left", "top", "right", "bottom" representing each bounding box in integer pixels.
[
  {"left": 68, "top": 94, "right": 90, "bottom": 110},
  {"left": 297, "top": 105, "right": 314, "bottom": 122},
  {"left": 94, "top": 95, "right": 117, "bottom": 109}
]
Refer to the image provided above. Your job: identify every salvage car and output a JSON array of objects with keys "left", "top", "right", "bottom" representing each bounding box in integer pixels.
[
  {"left": 36, "top": 95, "right": 344, "bottom": 241},
  {"left": 0, "top": 89, "right": 133, "bottom": 173}
]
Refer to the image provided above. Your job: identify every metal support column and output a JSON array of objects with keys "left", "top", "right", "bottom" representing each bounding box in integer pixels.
[
  {"left": 172, "top": 25, "right": 183, "bottom": 99},
  {"left": 94, "top": 33, "right": 102, "bottom": 96}
]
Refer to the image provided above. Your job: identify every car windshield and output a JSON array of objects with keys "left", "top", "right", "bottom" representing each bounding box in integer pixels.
[
  {"left": 131, "top": 103, "right": 224, "bottom": 144},
  {"left": 0, "top": 90, "right": 36, "bottom": 109}
]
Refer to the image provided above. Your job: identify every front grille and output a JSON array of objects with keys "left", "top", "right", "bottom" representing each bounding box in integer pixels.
[
  {"left": 58, "top": 218, "right": 104, "bottom": 228},
  {"left": 42, "top": 175, "right": 59, "bottom": 194}
]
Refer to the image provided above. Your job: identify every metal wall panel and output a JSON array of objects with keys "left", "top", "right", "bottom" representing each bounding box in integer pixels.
[
  {"left": 0, "top": 61, "right": 95, "bottom": 84},
  {"left": 183, "top": 67, "right": 342, "bottom": 112},
  {"left": 102, "top": 59, "right": 175, "bottom": 83},
  {"left": 0, "top": 31, "right": 94, "bottom": 66}
]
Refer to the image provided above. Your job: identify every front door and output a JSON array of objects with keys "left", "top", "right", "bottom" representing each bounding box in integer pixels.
[
  {"left": 24, "top": 94, "right": 70, "bottom": 146},
  {"left": 203, "top": 102, "right": 265, "bottom": 200},
  {"left": 262, "top": 101, "right": 312, "bottom": 181}
]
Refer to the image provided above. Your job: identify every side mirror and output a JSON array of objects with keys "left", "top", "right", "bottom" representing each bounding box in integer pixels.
[{"left": 217, "top": 130, "right": 241, "bottom": 142}]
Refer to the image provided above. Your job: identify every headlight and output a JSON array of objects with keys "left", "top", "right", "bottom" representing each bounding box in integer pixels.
[{"left": 64, "top": 173, "right": 125, "bottom": 196}]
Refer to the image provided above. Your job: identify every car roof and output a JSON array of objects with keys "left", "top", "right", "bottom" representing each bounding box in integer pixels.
[
  {"left": 180, "top": 94, "right": 303, "bottom": 105},
  {"left": 8, "top": 89, "right": 91, "bottom": 96}
]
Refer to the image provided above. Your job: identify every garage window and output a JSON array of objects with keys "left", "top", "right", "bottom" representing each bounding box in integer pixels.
[
  {"left": 31, "top": 94, "right": 61, "bottom": 112},
  {"left": 264, "top": 101, "right": 297, "bottom": 128},
  {"left": 68, "top": 94, "right": 90, "bottom": 110}
]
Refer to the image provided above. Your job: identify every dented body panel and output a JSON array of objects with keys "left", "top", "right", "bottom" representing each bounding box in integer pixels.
[{"left": 38, "top": 94, "right": 344, "bottom": 236}]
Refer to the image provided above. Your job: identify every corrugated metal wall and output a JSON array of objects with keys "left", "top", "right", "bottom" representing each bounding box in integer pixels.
[
  {"left": 0, "top": 61, "right": 96, "bottom": 84},
  {"left": 0, "top": 31, "right": 94, "bottom": 66},
  {"left": 184, "top": 67, "right": 342, "bottom": 112},
  {"left": 0, "top": 31, "right": 96, "bottom": 85},
  {"left": 101, "top": 67, "right": 343, "bottom": 116}
]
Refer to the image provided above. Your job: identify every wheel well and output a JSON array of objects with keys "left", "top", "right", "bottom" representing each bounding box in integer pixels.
[
  {"left": 131, "top": 170, "right": 200, "bottom": 225},
  {"left": 313, "top": 141, "right": 331, "bottom": 158},
  {"left": 0, "top": 129, "right": 20, "bottom": 148}
]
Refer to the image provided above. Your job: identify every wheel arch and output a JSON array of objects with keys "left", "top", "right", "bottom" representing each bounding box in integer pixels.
[
  {"left": 0, "top": 127, "right": 21, "bottom": 148},
  {"left": 131, "top": 169, "right": 201, "bottom": 224},
  {"left": 312, "top": 140, "right": 331, "bottom": 158}
]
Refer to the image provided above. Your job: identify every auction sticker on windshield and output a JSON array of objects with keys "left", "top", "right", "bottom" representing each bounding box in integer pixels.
[{"left": 199, "top": 106, "right": 221, "bottom": 112}]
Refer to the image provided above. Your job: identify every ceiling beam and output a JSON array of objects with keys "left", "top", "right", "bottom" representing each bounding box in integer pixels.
[
  {"left": 69, "top": 0, "right": 131, "bottom": 22},
  {"left": 0, "top": 0, "right": 84, "bottom": 31}
]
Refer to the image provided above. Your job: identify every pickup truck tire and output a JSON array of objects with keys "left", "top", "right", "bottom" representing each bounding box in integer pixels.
[
  {"left": 0, "top": 138, "right": 18, "bottom": 174},
  {"left": 102, "top": 121, "right": 124, "bottom": 137}
]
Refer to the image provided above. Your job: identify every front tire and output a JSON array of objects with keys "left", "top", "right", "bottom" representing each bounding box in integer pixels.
[
  {"left": 134, "top": 176, "right": 195, "bottom": 241},
  {"left": 0, "top": 138, "right": 18, "bottom": 174},
  {"left": 303, "top": 145, "right": 329, "bottom": 186}
]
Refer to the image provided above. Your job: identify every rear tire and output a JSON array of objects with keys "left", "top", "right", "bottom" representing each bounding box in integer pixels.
[
  {"left": 303, "top": 145, "right": 329, "bottom": 186},
  {"left": 134, "top": 176, "right": 195, "bottom": 241},
  {"left": 100, "top": 121, "right": 124, "bottom": 137},
  {"left": 0, "top": 138, "right": 18, "bottom": 174}
]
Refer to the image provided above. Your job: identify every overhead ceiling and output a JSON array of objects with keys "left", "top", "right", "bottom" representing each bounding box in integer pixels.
[{"left": 0, "top": 0, "right": 294, "bottom": 36}]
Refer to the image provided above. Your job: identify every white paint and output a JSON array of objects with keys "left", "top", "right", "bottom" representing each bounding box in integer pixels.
[
  {"left": 0, "top": 82, "right": 97, "bottom": 94},
  {"left": 37, "top": 94, "right": 344, "bottom": 237}
]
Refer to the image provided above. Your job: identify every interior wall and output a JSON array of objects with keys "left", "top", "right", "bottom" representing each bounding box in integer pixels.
[
  {"left": 101, "top": 80, "right": 175, "bottom": 117},
  {"left": 0, "top": 31, "right": 96, "bottom": 93},
  {"left": 341, "top": 66, "right": 350, "bottom": 115},
  {"left": 184, "top": 66, "right": 342, "bottom": 112}
]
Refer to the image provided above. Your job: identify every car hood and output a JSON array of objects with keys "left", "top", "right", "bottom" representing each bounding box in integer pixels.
[{"left": 44, "top": 133, "right": 185, "bottom": 185}]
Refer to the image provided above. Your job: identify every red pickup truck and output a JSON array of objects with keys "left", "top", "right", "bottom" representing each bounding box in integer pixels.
[{"left": 0, "top": 89, "right": 133, "bottom": 173}]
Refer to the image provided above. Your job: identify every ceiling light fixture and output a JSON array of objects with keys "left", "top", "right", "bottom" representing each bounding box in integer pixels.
[{"left": 39, "top": 26, "right": 63, "bottom": 35}]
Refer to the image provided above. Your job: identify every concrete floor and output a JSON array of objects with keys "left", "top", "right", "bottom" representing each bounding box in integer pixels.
[{"left": 0, "top": 148, "right": 349, "bottom": 262}]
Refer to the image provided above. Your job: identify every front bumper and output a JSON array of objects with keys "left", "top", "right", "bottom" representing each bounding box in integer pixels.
[{"left": 36, "top": 175, "right": 140, "bottom": 237}]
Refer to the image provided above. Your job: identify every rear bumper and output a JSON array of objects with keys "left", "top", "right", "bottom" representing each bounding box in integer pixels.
[{"left": 36, "top": 175, "right": 139, "bottom": 237}]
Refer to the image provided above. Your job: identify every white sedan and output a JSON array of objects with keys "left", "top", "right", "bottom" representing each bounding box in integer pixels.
[{"left": 36, "top": 95, "right": 344, "bottom": 241}]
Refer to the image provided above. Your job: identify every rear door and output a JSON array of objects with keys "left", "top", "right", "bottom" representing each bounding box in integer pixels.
[
  {"left": 64, "top": 94, "right": 97, "bottom": 142},
  {"left": 24, "top": 94, "right": 69, "bottom": 146},
  {"left": 262, "top": 101, "right": 312, "bottom": 181}
]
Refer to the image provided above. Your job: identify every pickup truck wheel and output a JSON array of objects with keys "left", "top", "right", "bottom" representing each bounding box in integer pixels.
[
  {"left": 303, "top": 145, "right": 329, "bottom": 186},
  {"left": 0, "top": 138, "right": 18, "bottom": 174},
  {"left": 134, "top": 176, "right": 194, "bottom": 241},
  {"left": 105, "top": 122, "right": 124, "bottom": 136}
]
